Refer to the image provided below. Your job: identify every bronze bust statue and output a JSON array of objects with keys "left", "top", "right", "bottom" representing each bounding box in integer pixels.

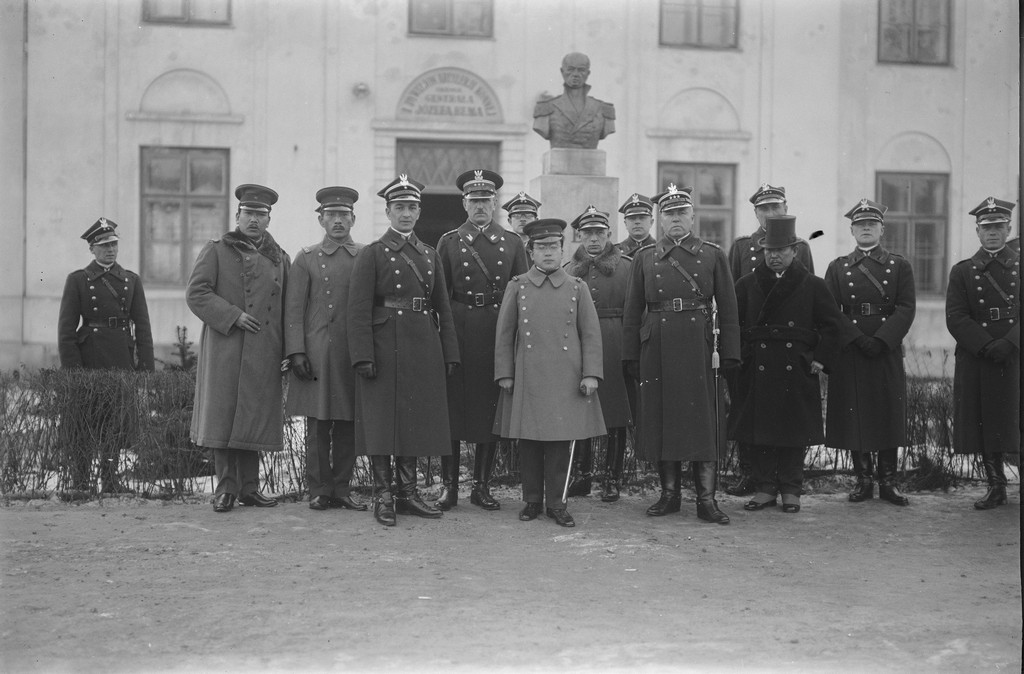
[{"left": 533, "top": 52, "right": 616, "bottom": 150}]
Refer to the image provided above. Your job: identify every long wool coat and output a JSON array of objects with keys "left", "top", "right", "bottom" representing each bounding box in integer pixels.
[
  {"left": 58, "top": 261, "right": 154, "bottom": 371},
  {"left": 622, "top": 235, "right": 740, "bottom": 462},
  {"left": 348, "top": 229, "right": 459, "bottom": 457},
  {"left": 436, "top": 220, "right": 528, "bottom": 442},
  {"left": 565, "top": 242, "right": 632, "bottom": 429},
  {"left": 284, "top": 236, "right": 363, "bottom": 421},
  {"left": 493, "top": 266, "right": 606, "bottom": 441},
  {"left": 731, "top": 261, "right": 846, "bottom": 448},
  {"left": 824, "top": 247, "right": 915, "bottom": 451},
  {"left": 187, "top": 230, "right": 290, "bottom": 452},
  {"left": 946, "top": 246, "right": 1021, "bottom": 455}
]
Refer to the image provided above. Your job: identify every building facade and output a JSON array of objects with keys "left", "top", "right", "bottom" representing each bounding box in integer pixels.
[{"left": 1, "top": 0, "right": 1018, "bottom": 373}]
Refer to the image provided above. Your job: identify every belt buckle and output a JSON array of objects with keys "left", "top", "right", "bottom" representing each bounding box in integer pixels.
[
  {"left": 474, "top": 293, "right": 485, "bottom": 307},
  {"left": 860, "top": 303, "right": 872, "bottom": 316},
  {"left": 412, "top": 297, "right": 424, "bottom": 312},
  {"left": 989, "top": 307, "right": 1001, "bottom": 321},
  {"left": 672, "top": 297, "right": 684, "bottom": 312},
  {"left": 107, "top": 317, "right": 118, "bottom": 328}
]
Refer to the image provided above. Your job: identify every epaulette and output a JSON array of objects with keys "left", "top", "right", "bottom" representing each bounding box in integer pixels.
[
  {"left": 533, "top": 98, "right": 555, "bottom": 116},
  {"left": 573, "top": 276, "right": 584, "bottom": 283},
  {"left": 440, "top": 228, "right": 460, "bottom": 239},
  {"left": 634, "top": 243, "right": 656, "bottom": 255},
  {"left": 511, "top": 275, "right": 520, "bottom": 282},
  {"left": 703, "top": 241, "right": 721, "bottom": 249},
  {"left": 621, "top": 253, "right": 634, "bottom": 262},
  {"left": 302, "top": 245, "right": 315, "bottom": 254},
  {"left": 599, "top": 100, "right": 616, "bottom": 119}
]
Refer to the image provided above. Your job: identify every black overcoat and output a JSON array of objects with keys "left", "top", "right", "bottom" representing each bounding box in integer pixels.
[
  {"left": 436, "top": 221, "right": 528, "bottom": 442},
  {"left": 566, "top": 242, "right": 632, "bottom": 428},
  {"left": 622, "top": 235, "right": 740, "bottom": 462},
  {"left": 731, "top": 261, "right": 845, "bottom": 447},
  {"left": 348, "top": 229, "right": 459, "bottom": 457},
  {"left": 823, "top": 247, "right": 915, "bottom": 451},
  {"left": 58, "top": 261, "right": 154, "bottom": 371},
  {"left": 946, "top": 247, "right": 1020, "bottom": 454}
]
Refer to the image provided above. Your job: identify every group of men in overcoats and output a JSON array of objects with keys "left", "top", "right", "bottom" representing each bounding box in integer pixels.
[{"left": 60, "top": 173, "right": 1018, "bottom": 519}]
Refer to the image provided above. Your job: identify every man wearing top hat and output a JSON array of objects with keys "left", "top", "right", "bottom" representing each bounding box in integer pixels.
[
  {"left": 824, "top": 199, "right": 916, "bottom": 506},
  {"left": 725, "top": 183, "right": 815, "bottom": 497},
  {"left": 348, "top": 175, "right": 459, "bottom": 527},
  {"left": 494, "top": 218, "right": 605, "bottom": 527},
  {"left": 731, "top": 215, "right": 847, "bottom": 514},
  {"left": 564, "top": 206, "right": 633, "bottom": 502},
  {"left": 502, "top": 191, "right": 541, "bottom": 249},
  {"left": 284, "top": 187, "right": 367, "bottom": 512},
  {"left": 434, "top": 170, "right": 528, "bottom": 511},
  {"left": 946, "top": 197, "right": 1020, "bottom": 510},
  {"left": 188, "top": 184, "right": 290, "bottom": 513},
  {"left": 622, "top": 185, "right": 739, "bottom": 524},
  {"left": 58, "top": 217, "right": 154, "bottom": 492},
  {"left": 616, "top": 193, "right": 656, "bottom": 257}
]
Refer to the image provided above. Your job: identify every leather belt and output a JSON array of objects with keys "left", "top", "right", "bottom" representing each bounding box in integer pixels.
[
  {"left": 451, "top": 290, "right": 503, "bottom": 307},
  {"left": 596, "top": 308, "right": 623, "bottom": 318},
  {"left": 374, "top": 295, "right": 433, "bottom": 312},
  {"left": 85, "top": 317, "right": 130, "bottom": 328},
  {"left": 980, "top": 306, "right": 1018, "bottom": 321},
  {"left": 843, "top": 303, "right": 895, "bottom": 317},
  {"left": 647, "top": 298, "right": 708, "bottom": 312}
]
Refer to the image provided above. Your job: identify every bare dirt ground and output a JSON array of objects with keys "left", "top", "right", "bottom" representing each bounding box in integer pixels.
[{"left": 1, "top": 484, "right": 1020, "bottom": 673}]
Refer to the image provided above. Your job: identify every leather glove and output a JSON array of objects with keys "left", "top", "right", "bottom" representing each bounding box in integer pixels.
[
  {"left": 856, "top": 335, "right": 884, "bottom": 357},
  {"left": 289, "top": 353, "right": 314, "bottom": 381},
  {"left": 721, "top": 358, "right": 740, "bottom": 370},
  {"left": 354, "top": 361, "right": 376, "bottom": 379},
  {"left": 984, "top": 338, "right": 1015, "bottom": 364},
  {"left": 623, "top": 360, "right": 640, "bottom": 381},
  {"left": 446, "top": 362, "right": 459, "bottom": 377},
  {"left": 497, "top": 377, "right": 514, "bottom": 392}
]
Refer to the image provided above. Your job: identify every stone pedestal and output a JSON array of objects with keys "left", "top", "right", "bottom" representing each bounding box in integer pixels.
[{"left": 530, "top": 149, "right": 619, "bottom": 260}]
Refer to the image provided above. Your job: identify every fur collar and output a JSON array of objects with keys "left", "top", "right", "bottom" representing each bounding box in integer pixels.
[
  {"left": 223, "top": 229, "right": 283, "bottom": 265},
  {"left": 753, "top": 259, "right": 809, "bottom": 325},
  {"left": 566, "top": 242, "right": 621, "bottom": 277}
]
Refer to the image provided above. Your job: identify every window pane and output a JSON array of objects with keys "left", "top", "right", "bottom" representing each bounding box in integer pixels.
[
  {"left": 144, "top": 154, "right": 185, "bottom": 193},
  {"left": 189, "top": 201, "right": 227, "bottom": 242},
  {"left": 879, "top": 23, "right": 911, "bottom": 62},
  {"left": 411, "top": 0, "right": 450, "bottom": 33},
  {"left": 143, "top": 201, "right": 184, "bottom": 285},
  {"left": 661, "top": 2, "right": 699, "bottom": 46},
  {"left": 189, "top": 0, "right": 231, "bottom": 23},
  {"left": 882, "top": 0, "right": 914, "bottom": 22},
  {"left": 915, "top": 0, "right": 947, "bottom": 25},
  {"left": 144, "top": 0, "right": 186, "bottom": 21},
  {"left": 695, "top": 167, "right": 730, "bottom": 206},
  {"left": 698, "top": 214, "right": 728, "bottom": 247},
  {"left": 912, "top": 176, "right": 946, "bottom": 215},
  {"left": 879, "top": 175, "right": 910, "bottom": 212},
  {"left": 145, "top": 201, "right": 184, "bottom": 243},
  {"left": 453, "top": 0, "right": 491, "bottom": 36},
  {"left": 700, "top": 3, "right": 737, "bottom": 48},
  {"left": 914, "top": 27, "right": 946, "bottom": 64},
  {"left": 189, "top": 154, "right": 226, "bottom": 195}
]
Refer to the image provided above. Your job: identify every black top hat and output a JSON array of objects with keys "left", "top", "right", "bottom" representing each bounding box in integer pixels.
[
  {"left": 315, "top": 186, "right": 359, "bottom": 213},
  {"left": 235, "top": 184, "right": 279, "bottom": 213},
  {"left": 81, "top": 217, "right": 119, "bottom": 246},
  {"left": 523, "top": 218, "right": 567, "bottom": 243},
  {"left": 456, "top": 169, "right": 503, "bottom": 199},
  {"left": 758, "top": 215, "right": 799, "bottom": 249}
]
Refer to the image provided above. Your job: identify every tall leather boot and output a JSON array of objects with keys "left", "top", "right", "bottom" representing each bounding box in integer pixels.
[
  {"left": 693, "top": 461, "right": 730, "bottom": 524},
  {"left": 974, "top": 453, "right": 1007, "bottom": 510},
  {"left": 566, "top": 439, "right": 594, "bottom": 497},
  {"left": 370, "top": 456, "right": 396, "bottom": 527},
  {"left": 848, "top": 451, "right": 875, "bottom": 502},
  {"left": 877, "top": 449, "right": 909, "bottom": 506},
  {"left": 600, "top": 428, "right": 627, "bottom": 502},
  {"left": 646, "top": 461, "right": 681, "bottom": 516},
  {"left": 725, "top": 443, "right": 757, "bottom": 496},
  {"left": 434, "top": 441, "right": 460, "bottom": 511},
  {"left": 470, "top": 442, "right": 501, "bottom": 510},
  {"left": 394, "top": 457, "right": 442, "bottom": 518}
]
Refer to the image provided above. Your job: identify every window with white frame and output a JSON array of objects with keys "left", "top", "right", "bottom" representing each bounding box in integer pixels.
[
  {"left": 878, "top": 0, "right": 950, "bottom": 65},
  {"left": 143, "top": 0, "right": 231, "bottom": 25},
  {"left": 409, "top": 0, "right": 493, "bottom": 38},
  {"left": 876, "top": 172, "right": 948, "bottom": 294},
  {"left": 660, "top": 0, "right": 739, "bottom": 49}
]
